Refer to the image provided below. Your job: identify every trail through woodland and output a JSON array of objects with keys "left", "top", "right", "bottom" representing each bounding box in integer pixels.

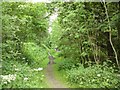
[{"left": 45, "top": 64, "right": 66, "bottom": 88}]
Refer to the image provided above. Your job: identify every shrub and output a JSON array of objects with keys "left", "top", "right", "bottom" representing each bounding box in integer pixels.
[
  {"left": 66, "top": 64, "right": 120, "bottom": 88},
  {"left": 1, "top": 60, "right": 46, "bottom": 88},
  {"left": 57, "top": 59, "right": 77, "bottom": 71},
  {"left": 22, "top": 42, "right": 47, "bottom": 67}
]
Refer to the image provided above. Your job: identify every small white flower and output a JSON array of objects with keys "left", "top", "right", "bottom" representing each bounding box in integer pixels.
[
  {"left": 22, "top": 58, "right": 25, "bottom": 60},
  {"left": 15, "top": 68, "right": 19, "bottom": 71},
  {"left": 80, "top": 82, "right": 83, "bottom": 84},
  {"left": 1, "top": 74, "right": 16, "bottom": 82},
  {"left": 13, "top": 65, "right": 16, "bottom": 67},
  {"left": 33, "top": 68, "right": 43, "bottom": 71},
  {"left": 3, "top": 81, "right": 7, "bottom": 84},
  {"left": 97, "top": 74, "right": 101, "bottom": 77},
  {"left": 24, "top": 77, "right": 28, "bottom": 81},
  {"left": 107, "top": 79, "right": 109, "bottom": 81},
  {"left": 37, "top": 68, "right": 43, "bottom": 71},
  {"left": 7, "top": 79, "right": 11, "bottom": 83},
  {"left": 92, "top": 79, "right": 95, "bottom": 82}
]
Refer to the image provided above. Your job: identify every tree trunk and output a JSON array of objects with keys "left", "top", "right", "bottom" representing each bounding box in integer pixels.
[
  {"left": 105, "top": 32, "right": 114, "bottom": 60},
  {"left": 103, "top": 1, "right": 119, "bottom": 67},
  {"left": 117, "top": 1, "right": 120, "bottom": 62}
]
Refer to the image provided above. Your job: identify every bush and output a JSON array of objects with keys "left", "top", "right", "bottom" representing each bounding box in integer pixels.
[
  {"left": 57, "top": 59, "right": 77, "bottom": 71},
  {"left": 66, "top": 64, "right": 120, "bottom": 88},
  {"left": 22, "top": 42, "right": 48, "bottom": 67}
]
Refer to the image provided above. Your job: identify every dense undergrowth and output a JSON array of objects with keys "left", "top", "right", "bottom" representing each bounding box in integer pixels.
[
  {"left": 2, "top": 43, "right": 49, "bottom": 88},
  {"left": 2, "top": 60, "right": 48, "bottom": 88},
  {"left": 54, "top": 58, "right": 120, "bottom": 89},
  {"left": 1, "top": 2, "right": 49, "bottom": 88},
  {"left": 22, "top": 42, "right": 48, "bottom": 67},
  {"left": 66, "top": 64, "right": 120, "bottom": 88}
]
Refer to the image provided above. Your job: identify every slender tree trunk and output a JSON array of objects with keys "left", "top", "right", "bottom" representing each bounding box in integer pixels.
[
  {"left": 117, "top": 20, "right": 120, "bottom": 63},
  {"left": 103, "top": 1, "right": 119, "bottom": 68},
  {"left": 105, "top": 32, "right": 114, "bottom": 60},
  {"left": 117, "top": 1, "right": 120, "bottom": 63}
]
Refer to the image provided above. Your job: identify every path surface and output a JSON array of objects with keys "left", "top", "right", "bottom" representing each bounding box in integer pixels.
[{"left": 45, "top": 64, "right": 66, "bottom": 88}]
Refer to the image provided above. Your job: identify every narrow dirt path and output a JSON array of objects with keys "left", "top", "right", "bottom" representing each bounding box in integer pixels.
[{"left": 45, "top": 64, "right": 66, "bottom": 88}]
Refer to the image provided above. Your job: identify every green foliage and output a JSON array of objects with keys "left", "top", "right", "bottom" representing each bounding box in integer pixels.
[
  {"left": 50, "top": 2, "right": 120, "bottom": 67},
  {"left": 50, "top": 20, "right": 62, "bottom": 47},
  {"left": 1, "top": 1, "right": 120, "bottom": 88},
  {"left": 2, "top": 2, "right": 49, "bottom": 63},
  {"left": 22, "top": 42, "right": 48, "bottom": 67},
  {"left": 2, "top": 2, "right": 49, "bottom": 88},
  {"left": 2, "top": 60, "right": 48, "bottom": 88},
  {"left": 57, "top": 59, "right": 75, "bottom": 71},
  {"left": 2, "top": 2, "right": 48, "bottom": 43},
  {"left": 66, "top": 64, "right": 120, "bottom": 88}
]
